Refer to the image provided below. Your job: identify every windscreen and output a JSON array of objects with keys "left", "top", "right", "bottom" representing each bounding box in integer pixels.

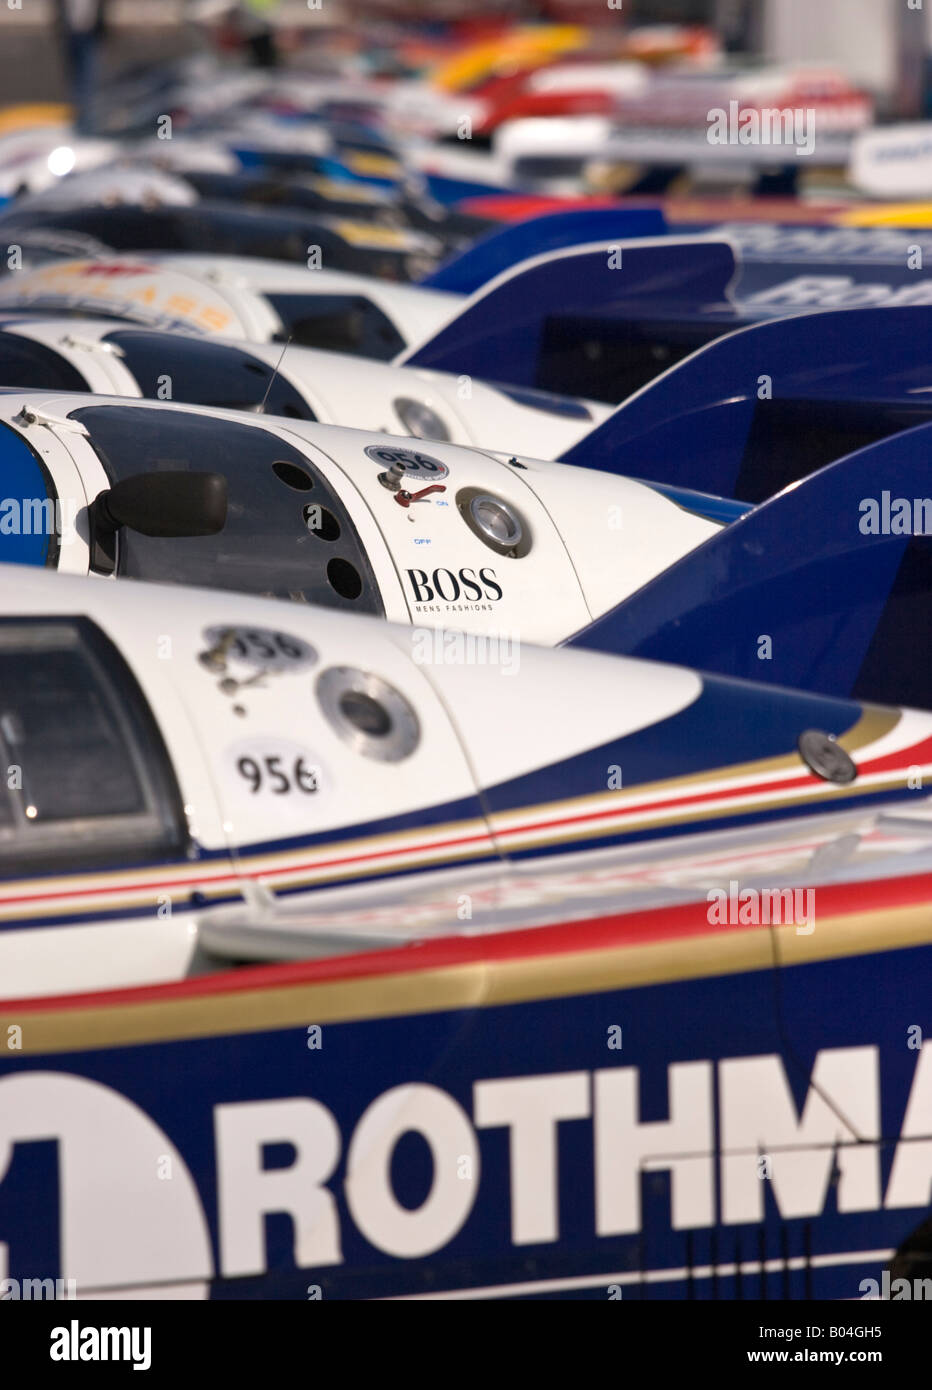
[
  {"left": 72, "top": 404, "right": 384, "bottom": 614},
  {"left": 265, "top": 292, "right": 405, "bottom": 359},
  {"left": 0, "top": 332, "right": 90, "bottom": 391},
  {"left": 0, "top": 617, "right": 185, "bottom": 872},
  {"left": 103, "top": 329, "right": 316, "bottom": 418}
]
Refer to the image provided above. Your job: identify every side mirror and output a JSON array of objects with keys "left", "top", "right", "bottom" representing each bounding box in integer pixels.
[{"left": 90, "top": 471, "right": 228, "bottom": 574}]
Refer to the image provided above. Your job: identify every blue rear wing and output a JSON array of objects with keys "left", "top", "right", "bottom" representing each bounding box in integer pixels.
[
  {"left": 694, "top": 221, "right": 932, "bottom": 313},
  {"left": 397, "top": 236, "right": 738, "bottom": 392},
  {"left": 567, "top": 420, "right": 932, "bottom": 712},
  {"left": 420, "top": 207, "right": 666, "bottom": 295},
  {"left": 562, "top": 305, "right": 932, "bottom": 504}
]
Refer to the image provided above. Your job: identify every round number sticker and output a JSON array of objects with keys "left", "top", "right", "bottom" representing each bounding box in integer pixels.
[
  {"left": 202, "top": 627, "right": 317, "bottom": 673},
  {"left": 364, "top": 444, "right": 449, "bottom": 482}
]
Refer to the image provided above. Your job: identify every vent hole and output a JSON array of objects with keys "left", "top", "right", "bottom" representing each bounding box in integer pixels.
[
  {"left": 304, "top": 505, "right": 341, "bottom": 541},
  {"left": 273, "top": 460, "right": 314, "bottom": 491},
  {"left": 327, "top": 557, "right": 362, "bottom": 599}
]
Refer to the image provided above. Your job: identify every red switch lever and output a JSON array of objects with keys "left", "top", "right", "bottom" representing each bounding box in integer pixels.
[{"left": 394, "top": 484, "right": 447, "bottom": 508}]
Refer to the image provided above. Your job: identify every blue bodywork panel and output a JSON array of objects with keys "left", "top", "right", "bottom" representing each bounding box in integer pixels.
[
  {"left": 401, "top": 238, "right": 737, "bottom": 383},
  {"left": 402, "top": 222, "right": 932, "bottom": 404},
  {"left": 562, "top": 305, "right": 932, "bottom": 502},
  {"left": 0, "top": 939, "right": 924, "bottom": 1299},
  {"left": 0, "top": 421, "right": 56, "bottom": 568},
  {"left": 568, "top": 420, "right": 932, "bottom": 712},
  {"left": 421, "top": 207, "right": 667, "bottom": 294}
]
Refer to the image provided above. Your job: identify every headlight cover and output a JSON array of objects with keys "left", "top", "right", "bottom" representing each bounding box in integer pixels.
[
  {"left": 457, "top": 489, "right": 530, "bottom": 558},
  {"left": 393, "top": 396, "right": 451, "bottom": 442},
  {"left": 316, "top": 666, "right": 421, "bottom": 762}
]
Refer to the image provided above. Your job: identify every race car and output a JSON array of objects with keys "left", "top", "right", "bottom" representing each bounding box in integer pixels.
[
  {"left": 0, "top": 254, "right": 459, "bottom": 357},
  {"left": 402, "top": 228, "right": 932, "bottom": 402},
  {"left": 605, "top": 61, "right": 873, "bottom": 136},
  {"left": 382, "top": 21, "right": 720, "bottom": 140},
  {"left": 411, "top": 70, "right": 870, "bottom": 200},
  {"left": 0, "top": 200, "right": 444, "bottom": 282},
  {"left": 0, "top": 389, "right": 723, "bottom": 644},
  {"left": 0, "top": 125, "right": 119, "bottom": 204},
  {"left": 172, "top": 168, "right": 495, "bottom": 247},
  {"left": 4, "top": 151, "right": 496, "bottom": 254},
  {"left": 3, "top": 224, "right": 927, "bottom": 406},
  {"left": 0, "top": 77, "right": 415, "bottom": 203},
  {"left": 0, "top": 206, "right": 665, "bottom": 358},
  {"left": 2, "top": 562, "right": 932, "bottom": 1300},
  {"left": 0, "top": 313, "right": 610, "bottom": 455}
]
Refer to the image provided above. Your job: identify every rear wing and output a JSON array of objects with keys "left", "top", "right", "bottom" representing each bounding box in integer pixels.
[
  {"left": 420, "top": 206, "right": 666, "bottom": 294},
  {"left": 561, "top": 305, "right": 932, "bottom": 503},
  {"left": 398, "top": 235, "right": 738, "bottom": 396},
  {"left": 567, "top": 419, "right": 932, "bottom": 712},
  {"left": 693, "top": 221, "right": 932, "bottom": 311}
]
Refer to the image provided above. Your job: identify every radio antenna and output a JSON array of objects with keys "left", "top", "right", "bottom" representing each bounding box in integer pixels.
[{"left": 259, "top": 335, "right": 293, "bottom": 414}]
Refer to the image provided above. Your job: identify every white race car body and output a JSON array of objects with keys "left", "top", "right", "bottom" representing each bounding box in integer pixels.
[
  {"left": 0, "top": 314, "right": 609, "bottom": 455},
  {"left": 0, "top": 254, "right": 459, "bottom": 355},
  {"left": 1, "top": 562, "right": 925, "bottom": 1005},
  {"left": 0, "top": 564, "right": 680, "bottom": 995},
  {"left": 0, "top": 389, "right": 718, "bottom": 644}
]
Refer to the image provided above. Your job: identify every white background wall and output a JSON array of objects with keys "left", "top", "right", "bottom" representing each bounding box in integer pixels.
[{"left": 763, "top": 0, "right": 900, "bottom": 91}]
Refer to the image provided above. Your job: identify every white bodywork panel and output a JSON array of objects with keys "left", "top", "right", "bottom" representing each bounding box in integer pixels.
[
  {"left": 0, "top": 315, "right": 607, "bottom": 455},
  {"left": 0, "top": 390, "right": 718, "bottom": 645},
  {"left": 0, "top": 565, "right": 702, "bottom": 995},
  {"left": 0, "top": 255, "right": 460, "bottom": 350}
]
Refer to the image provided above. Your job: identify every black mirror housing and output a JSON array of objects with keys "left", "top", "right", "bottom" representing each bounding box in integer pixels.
[
  {"left": 89, "top": 471, "right": 228, "bottom": 575},
  {"left": 94, "top": 471, "right": 228, "bottom": 539}
]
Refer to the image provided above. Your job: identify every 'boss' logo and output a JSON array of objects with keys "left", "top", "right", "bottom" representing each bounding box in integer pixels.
[{"left": 406, "top": 568, "right": 502, "bottom": 603}]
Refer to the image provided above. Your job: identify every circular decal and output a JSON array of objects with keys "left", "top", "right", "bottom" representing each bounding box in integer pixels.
[
  {"left": 364, "top": 444, "right": 449, "bottom": 482},
  {"left": 797, "top": 730, "right": 857, "bottom": 785},
  {"left": 201, "top": 626, "right": 317, "bottom": 674},
  {"left": 316, "top": 666, "right": 420, "bottom": 763}
]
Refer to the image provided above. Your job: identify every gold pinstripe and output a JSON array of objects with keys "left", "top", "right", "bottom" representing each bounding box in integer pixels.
[
  {"left": 0, "top": 708, "right": 911, "bottom": 924},
  {"left": 5, "top": 891, "right": 932, "bottom": 1055}
]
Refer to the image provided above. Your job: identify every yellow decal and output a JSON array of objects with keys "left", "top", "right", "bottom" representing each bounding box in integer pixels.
[
  {"left": 309, "top": 177, "right": 378, "bottom": 203},
  {"left": 343, "top": 151, "right": 403, "bottom": 179},
  {"left": 333, "top": 219, "right": 408, "bottom": 248},
  {"left": 0, "top": 103, "right": 72, "bottom": 135},
  {"left": 840, "top": 203, "right": 932, "bottom": 228}
]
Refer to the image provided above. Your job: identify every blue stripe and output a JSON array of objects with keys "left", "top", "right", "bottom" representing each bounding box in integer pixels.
[{"left": 642, "top": 480, "right": 752, "bottom": 526}]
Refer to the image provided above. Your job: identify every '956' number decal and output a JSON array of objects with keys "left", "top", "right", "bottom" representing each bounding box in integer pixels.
[
  {"left": 203, "top": 626, "right": 316, "bottom": 672},
  {"left": 236, "top": 755, "right": 319, "bottom": 796}
]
